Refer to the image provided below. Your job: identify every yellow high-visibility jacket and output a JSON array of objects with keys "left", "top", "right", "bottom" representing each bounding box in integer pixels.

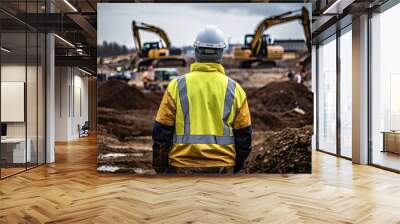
[{"left": 155, "top": 63, "right": 251, "bottom": 167}]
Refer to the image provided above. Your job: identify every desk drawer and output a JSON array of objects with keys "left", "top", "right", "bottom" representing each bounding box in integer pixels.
[
  {"left": 1, "top": 140, "right": 31, "bottom": 164},
  {"left": 384, "top": 133, "right": 400, "bottom": 154},
  {"left": 0, "top": 146, "right": 14, "bottom": 164}
]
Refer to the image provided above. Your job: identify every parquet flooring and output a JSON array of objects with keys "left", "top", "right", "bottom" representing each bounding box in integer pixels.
[
  {"left": 1, "top": 135, "right": 400, "bottom": 223},
  {"left": 1, "top": 167, "right": 26, "bottom": 178}
]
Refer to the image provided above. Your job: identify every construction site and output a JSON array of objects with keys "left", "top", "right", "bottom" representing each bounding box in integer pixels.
[{"left": 97, "top": 7, "right": 313, "bottom": 174}]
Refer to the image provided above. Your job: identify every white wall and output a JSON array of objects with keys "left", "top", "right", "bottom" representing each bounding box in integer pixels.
[
  {"left": 55, "top": 66, "right": 70, "bottom": 141},
  {"left": 54, "top": 67, "right": 89, "bottom": 141},
  {"left": 1, "top": 65, "right": 30, "bottom": 138},
  {"left": 1, "top": 63, "right": 46, "bottom": 164},
  {"left": 72, "top": 73, "right": 89, "bottom": 138},
  {"left": 1, "top": 65, "right": 26, "bottom": 143}
]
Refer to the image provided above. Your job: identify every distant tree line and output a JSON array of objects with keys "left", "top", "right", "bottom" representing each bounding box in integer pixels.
[{"left": 98, "top": 41, "right": 134, "bottom": 57}]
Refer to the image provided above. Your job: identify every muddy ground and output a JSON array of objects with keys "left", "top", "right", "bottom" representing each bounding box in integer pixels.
[
  {"left": 241, "top": 126, "right": 312, "bottom": 174},
  {"left": 97, "top": 68, "right": 313, "bottom": 174}
]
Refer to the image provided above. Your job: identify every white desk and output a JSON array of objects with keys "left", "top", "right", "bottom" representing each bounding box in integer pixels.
[{"left": 1, "top": 138, "right": 31, "bottom": 163}]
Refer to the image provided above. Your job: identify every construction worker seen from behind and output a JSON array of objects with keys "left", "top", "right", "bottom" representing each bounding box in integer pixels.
[{"left": 152, "top": 25, "right": 252, "bottom": 174}]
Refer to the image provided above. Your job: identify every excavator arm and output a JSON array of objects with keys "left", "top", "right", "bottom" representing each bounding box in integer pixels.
[
  {"left": 130, "top": 21, "right": 186, "bottom": 72},
  {"left": 131, "top": 21, "right": 172, "bottom": 52},
  {"left": 132, "top": 21, "right": 142, "bottom": 54},
  {"left": 251, "top": 7, "right": 311, "bottom": 56}
]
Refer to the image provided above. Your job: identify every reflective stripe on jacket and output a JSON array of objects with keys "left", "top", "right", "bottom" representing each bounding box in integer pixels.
[{"left": 155, "top": 63, "right": 251, "bottom": 167}]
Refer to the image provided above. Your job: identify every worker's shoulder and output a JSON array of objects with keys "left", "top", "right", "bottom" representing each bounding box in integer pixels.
[
  {"left": 169, "top": 77, "right": 178, "bottom": 85},
  {"left": 168, "top": 73, "right": 188, "bottom": 85},
  {"left": 228, "top": 76, "right": 239, "bottom": 85},
  {"left": 166, "top": 77, "right": 179, "bottom": 93},
  {"left": 231, "top": 78, "right": 245, "bottom": 92}
]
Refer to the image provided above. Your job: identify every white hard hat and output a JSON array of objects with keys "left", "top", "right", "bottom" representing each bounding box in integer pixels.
[
  {"left": 194, "top": 25, "right": 226, "bottom": 49},
  {"left": 193, "top": 25, "right": 226, "bottom": 62}
]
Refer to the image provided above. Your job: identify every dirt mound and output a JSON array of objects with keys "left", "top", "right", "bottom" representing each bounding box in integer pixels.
[
  {"left": 247, "top": 81, "right": 313, "bottom": 131},
  {"left": 98, "top": 80, "right": 161, "bottom": 110},
  {"left": 97, "top": 107, "right": 155, "bottom": 141},
  {"left": 249, "top": 81, "right": 313, "bottom": 113},
  {"left": 241, "top": 126, "right": 312, "bottom": 174}
]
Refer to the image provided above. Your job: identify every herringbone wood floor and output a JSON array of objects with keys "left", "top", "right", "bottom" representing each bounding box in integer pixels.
[{"left": 1, "top": 135, "right": 400, "bottom": 224}]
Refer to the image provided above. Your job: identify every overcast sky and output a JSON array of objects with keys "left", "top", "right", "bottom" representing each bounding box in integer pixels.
[{"left": 98, "top": 3, "right": 311, "bottom": 48}]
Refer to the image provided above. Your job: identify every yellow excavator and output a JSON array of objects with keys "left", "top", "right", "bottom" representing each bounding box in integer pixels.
[
  {"left": 233, "top": 7, "right": 311, "bottom": 68},
  {"left": 131, "top": 21, "right": 186, "bottom": 71}
]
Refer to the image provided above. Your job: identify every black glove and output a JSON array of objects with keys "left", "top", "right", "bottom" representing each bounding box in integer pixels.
[
  {"left": 153, "top": 143, "right": 170, "bottom": 173},
  {"left": 233, "top": 125, "right": 252, "bottom": 173},
  {"left": 152, "top": 121, "right": 174, "bottom": 174}
]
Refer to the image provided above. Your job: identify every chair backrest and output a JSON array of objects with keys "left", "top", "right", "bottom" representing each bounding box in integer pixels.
[{"left": 82, "top": 121, "right": 90, "bottom": 129}]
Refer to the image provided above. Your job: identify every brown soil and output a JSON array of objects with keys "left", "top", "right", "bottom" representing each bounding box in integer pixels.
[
  {"left": 98, "top": 80, "right": 162, "bottom": 110},
  {"left": 97, "top": 107, "right": 156, "bottom": 141},
  {"left": 247, "top": 81, "right": 313, "bottom": 131},
  {"left": 241, "top": 126, "right": 312, "bottom": 174}
]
